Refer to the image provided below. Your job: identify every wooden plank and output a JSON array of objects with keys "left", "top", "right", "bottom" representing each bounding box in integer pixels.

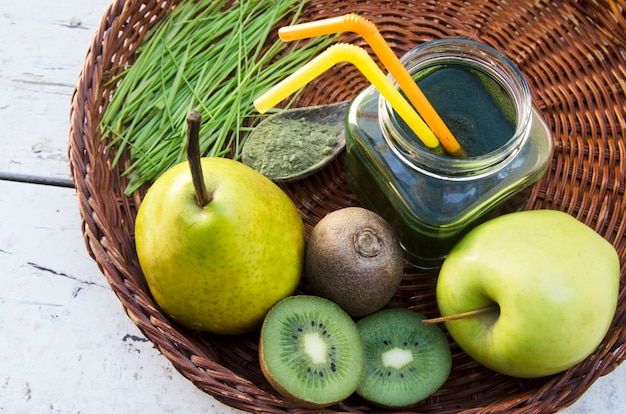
[
  {"left": 0, "top": 0, "right": 112, "bottom": 180},
  {"left": 0, "top": 179, "right": 241, "bottom": 412}
]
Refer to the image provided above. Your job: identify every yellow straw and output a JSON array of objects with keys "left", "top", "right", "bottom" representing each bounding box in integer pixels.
[
  {"left": 254, "top": 43, "right": 443, "bottom": 153},
  {"left": 278, "top": 14, "right": 465, "bottom": 157}
]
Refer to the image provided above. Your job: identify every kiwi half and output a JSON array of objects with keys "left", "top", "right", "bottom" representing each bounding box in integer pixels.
[
  {"left": 259, "top": 295, "right": 365, "bottom": 408},
  {"left": 356, "top": 308, "right": 452, "bottom": 408}
]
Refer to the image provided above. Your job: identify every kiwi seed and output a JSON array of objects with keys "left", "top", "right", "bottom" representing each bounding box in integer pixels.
[
  {"left": 304, "top": 207, "right": 405, "bottom": 317},
  {"left": 259, "top": 295, "right": 365, "bottom": 409},
  {"left": 356, "top": 308, "right": 452, "bottom": 408}
]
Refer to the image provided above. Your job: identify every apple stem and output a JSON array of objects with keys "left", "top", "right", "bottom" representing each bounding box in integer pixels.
[
  {"left": 186, "top": 110, "right": 212, "bottom": 207},
  {"left": 422, "top": 304, "right": 499, "bottom": 325}
]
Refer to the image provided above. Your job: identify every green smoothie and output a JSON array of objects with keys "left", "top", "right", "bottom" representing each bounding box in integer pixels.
[{"left": 345, "top": 60, "right": 552, "bottom": 268}]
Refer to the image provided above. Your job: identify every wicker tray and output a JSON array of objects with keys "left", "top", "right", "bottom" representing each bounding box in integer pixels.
[{"left": 69, "top": 0, "right": 626, "bottom": 412}]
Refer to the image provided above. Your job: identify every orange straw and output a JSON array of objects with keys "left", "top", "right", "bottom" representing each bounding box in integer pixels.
[
  {"left": 254, "top": 43, "right": 444, "bottom": 153},
  {"left": 279, "top": 14, "right": 465, "bottom": 157}
]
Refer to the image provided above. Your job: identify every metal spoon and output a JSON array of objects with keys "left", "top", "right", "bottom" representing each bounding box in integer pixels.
[{"left": 242, "top": 101, "right": 349, "bottom": 182}]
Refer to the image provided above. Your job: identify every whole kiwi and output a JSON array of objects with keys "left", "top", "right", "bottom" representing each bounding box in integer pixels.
[{"left": 304, "top": 207, "right": 404, "bottom": 317}]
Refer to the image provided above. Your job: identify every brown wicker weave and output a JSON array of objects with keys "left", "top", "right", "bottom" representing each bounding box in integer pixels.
[{"left": 69, "top": 0, "right": 626, "bottom": 412}]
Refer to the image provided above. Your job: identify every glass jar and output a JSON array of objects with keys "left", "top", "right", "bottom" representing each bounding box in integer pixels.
[{"left": 345, "top": 38, "right": 553, "bottom": 268}]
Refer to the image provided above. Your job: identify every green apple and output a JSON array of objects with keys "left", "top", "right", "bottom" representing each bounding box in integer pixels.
[
  {"left": 135, "top": 112, "right": 305, "bottom": 335},
  {"left": 436, "top": 209, "right": 620, "bottom": 378}
]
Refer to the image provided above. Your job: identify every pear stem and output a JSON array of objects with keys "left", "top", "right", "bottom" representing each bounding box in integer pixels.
[
  {"left": 186, "top": 110, "right": 212, "bottom": 207},
  {"left": 422, "top": 304, "right": 499, "bottom": 325}
]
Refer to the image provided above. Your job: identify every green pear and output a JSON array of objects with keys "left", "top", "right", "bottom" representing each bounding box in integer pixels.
[
  {"left": 135, "top": 111, "right": 305, "bottom": 335},
  {"left": 435, "top": 209, "right": 620, "bottom": 378}
]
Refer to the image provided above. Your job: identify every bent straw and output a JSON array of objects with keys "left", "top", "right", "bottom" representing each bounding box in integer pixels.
[
  {"left": 279, "top": 14, "right": 465, "bottom": 157},
  {"left": 254, "top": 43, "right": 444, "bottom": 153}
]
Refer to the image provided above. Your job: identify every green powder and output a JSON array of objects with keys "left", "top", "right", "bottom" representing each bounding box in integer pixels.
[{"left": 243, "top": 117, "right": 342, "bottom": 180}]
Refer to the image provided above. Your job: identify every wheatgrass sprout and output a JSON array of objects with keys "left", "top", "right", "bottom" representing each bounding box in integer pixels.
[{"left": 100, "top": 0, "right": 337, "bottom": 195}]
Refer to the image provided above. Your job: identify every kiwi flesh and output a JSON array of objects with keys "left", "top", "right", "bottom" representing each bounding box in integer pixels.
[
  {"left": 305, "top": 207, "right": 405, "bottom": 317},
  {"left": 356, "top": 308, "right": 452, "bottom": 408},
  {"left": 259, "top": 295, "right": 365, "bottom": 408}
]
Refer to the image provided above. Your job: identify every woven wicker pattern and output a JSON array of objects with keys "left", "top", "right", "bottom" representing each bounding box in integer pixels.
[{"left": 69, "top": 0, "right": 626, "bottom": 412}]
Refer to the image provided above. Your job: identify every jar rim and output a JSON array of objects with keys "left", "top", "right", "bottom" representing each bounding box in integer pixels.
[{"left": 379, "top": 38, "right": 532, "bottom": 179}]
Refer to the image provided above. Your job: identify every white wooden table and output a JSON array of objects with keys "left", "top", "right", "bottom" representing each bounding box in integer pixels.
[{"left": 0, "top": 1, "right": 623, "bottom": 412}]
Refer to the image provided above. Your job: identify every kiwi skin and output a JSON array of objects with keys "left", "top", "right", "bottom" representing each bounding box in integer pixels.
[
  {"left": 259, "top": 295, "right": 365, "bottom": 409},
  {"left": 305, "top": 207, "right": 405, "bottom": 317},
  {"left": 259, "top": 364, "right": 319, "bottom": 409}
]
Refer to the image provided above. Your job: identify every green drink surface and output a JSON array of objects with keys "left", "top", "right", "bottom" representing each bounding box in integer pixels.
[{"left": 412, "top": 65, "right": 516, "bottom": 156}]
